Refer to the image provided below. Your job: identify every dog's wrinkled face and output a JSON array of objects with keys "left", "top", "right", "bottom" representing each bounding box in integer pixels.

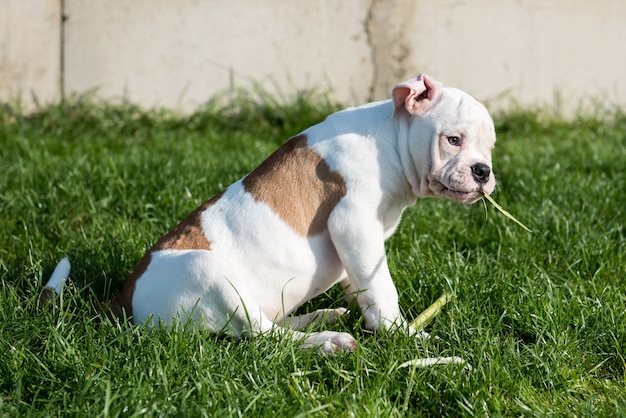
[
  {"left": 423, "top": 88, "right": 496, "bottom": 204},
  {"left": 393, "top": 75, "right": 496, "bottom": 205}
]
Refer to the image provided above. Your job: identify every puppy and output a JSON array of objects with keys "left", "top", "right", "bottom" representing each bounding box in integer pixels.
[{"left": 44, "top": 74, "right": 496, "bottom": 353}]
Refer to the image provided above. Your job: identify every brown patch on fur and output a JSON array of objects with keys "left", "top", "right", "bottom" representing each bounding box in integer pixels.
[
  {"left": 242, "top": 134, "right": 347, "bottom": 236},
  {"left": 107, "top": 192, "right": 224, "bottom": 320},
  {"left": 152, "top": 193, "right": 222, "bottom": 251},
  {"left": 106, "top": 253, "right": 150, "bottom": 320}
]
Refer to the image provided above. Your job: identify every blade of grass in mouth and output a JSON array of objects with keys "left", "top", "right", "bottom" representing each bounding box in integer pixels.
[{"left": 483, "top": 192, "right": 533, "bottom": 233}]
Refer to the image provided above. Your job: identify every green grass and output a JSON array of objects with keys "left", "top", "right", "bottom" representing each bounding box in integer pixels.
[{"left": 1, "top": 93, "right": 625, "bottom": 416}]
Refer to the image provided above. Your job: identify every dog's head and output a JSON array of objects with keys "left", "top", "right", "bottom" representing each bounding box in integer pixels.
[{"left": 393, "top": 74, "right": 496, "bottom": 204}]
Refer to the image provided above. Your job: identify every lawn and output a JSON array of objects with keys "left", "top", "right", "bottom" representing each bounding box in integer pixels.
[{"left": 1, "top": 93, "right": 625, "bottom": 416}]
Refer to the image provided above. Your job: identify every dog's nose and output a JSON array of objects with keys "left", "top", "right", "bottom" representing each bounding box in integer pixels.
[{"left": 471, "top": 163, "right": 491, "bottom": 184}]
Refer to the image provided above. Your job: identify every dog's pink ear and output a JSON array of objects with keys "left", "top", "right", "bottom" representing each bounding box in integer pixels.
[{"left": 392, "top": 74, "right": 443, "bottom": 116}]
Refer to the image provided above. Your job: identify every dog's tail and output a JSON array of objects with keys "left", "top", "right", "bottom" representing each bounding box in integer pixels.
[
  {"left": 39, "top": 257, "right": 127, "bottom": 321},
  {"left": 41, "top": 257, "right": 71, "bottom": 303}
]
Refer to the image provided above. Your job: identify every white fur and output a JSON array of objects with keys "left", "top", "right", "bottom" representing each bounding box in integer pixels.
[
  {"left": 45, "top": 75, "right": 496, "bottom": 353},
  {"left": 45, "top": 257, "right": 70, "bottom": 294}
]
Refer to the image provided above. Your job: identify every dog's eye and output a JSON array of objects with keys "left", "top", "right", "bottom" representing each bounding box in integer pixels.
[{"left": 447, "top": 136, "right": 461, "bottom": 146}]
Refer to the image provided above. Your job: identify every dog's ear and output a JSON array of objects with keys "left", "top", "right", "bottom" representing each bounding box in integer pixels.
[{"left": 392, "top": 74, "right": 443, "bottom": 116}]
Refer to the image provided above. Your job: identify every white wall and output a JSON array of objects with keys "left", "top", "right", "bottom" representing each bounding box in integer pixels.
[
  {"left": 2, "top": 0, "right": 625, "bottom": 115},
  {"left": 0, "top": 1, "right": 61, "bottom": 108},
  {"left": 403, "top": 0, "right": 626, "bottom": 114},
  {"left": 63, "top": 0, "right": 372, "bottom": 111}
]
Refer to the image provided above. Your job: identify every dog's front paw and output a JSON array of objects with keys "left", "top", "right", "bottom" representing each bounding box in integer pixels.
[
  {"left": 301, "top": 331, "right": 357, "bottom": 353},
  {"left": 363, "top": 310, "right": 406, "bottom": 332},
  {"left": 364, "top": 313, "right": 432, "bottom": 339}
]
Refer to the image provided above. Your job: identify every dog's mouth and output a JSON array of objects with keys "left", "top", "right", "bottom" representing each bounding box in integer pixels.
[{"left": 429, "top": 179, "right": 483, "bottom": 204}]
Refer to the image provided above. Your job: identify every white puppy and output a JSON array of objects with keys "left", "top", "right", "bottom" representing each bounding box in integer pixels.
[{"left": 45, "top": 74, "right": 496, "bottom": 353}]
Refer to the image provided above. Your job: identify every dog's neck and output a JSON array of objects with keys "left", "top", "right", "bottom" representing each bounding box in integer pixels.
[{"left": 394, "top": 113, "right": 424, "bottom": 198}]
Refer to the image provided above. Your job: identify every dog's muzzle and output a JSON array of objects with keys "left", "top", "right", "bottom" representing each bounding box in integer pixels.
[{"left": 470, "top": 163, "right": 491, "bottom": 184}]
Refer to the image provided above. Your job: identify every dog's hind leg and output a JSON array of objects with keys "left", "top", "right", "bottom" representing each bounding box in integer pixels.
[
  {"left": 245, "top": 309, "right": 356, "bottom": 353},
  {"left": 264, "top": 325, "right": 357, "bottom": 353},
  {"left": 278, "top": 308, "right": 348, "bottom": 330},
  {"left": 298, "top": 330, "right": 357, "bottom": 353}
]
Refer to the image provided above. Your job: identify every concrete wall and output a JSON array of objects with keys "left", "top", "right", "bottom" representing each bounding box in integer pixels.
[
  {"left": 2, "top": 0, "right": 625, "bottom": 115},
  {"left": 63, "top": 0, "right": 372, "bottom": 110},
  {"left": 401, "top": 0, "right": 626, "bottom": 114},
  {"left": 0, "top": 1, "right": 61, "bottom": 108}
]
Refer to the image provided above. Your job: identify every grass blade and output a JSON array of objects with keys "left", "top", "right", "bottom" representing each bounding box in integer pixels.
[
  {"left": 483, "top": 192, "right": 533, "bottom": 233},
  {"left": 409, "top": 291, "right": 452, "bottom": 331},
  {"left": 398, "top": 356, "right": 472, "bottom": 370}
]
